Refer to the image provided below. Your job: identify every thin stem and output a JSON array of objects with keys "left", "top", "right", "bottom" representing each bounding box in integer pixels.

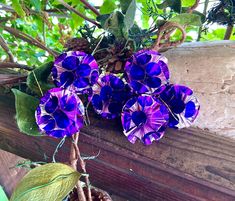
[
  {"left": 70, "top": 133, "right": 86, "bottom": 201},
  {"left": 92, "top": 33, "right": 105, "bottom": 55},
  {"left": 74, "top": 133, "right": 92, "bottom": 201},
  {"left": 57, "top": 0, "right": 101, "bottom": 28},
  {"left": 0, "top": 25, "right": 59, "bottom": 57},
  {"left": 0, "top": 35, "right": 14, "bottom": 62},
  {"left": 33, "top": 71, "right": 43, "bottom": 96},
  {"left": 197, "top": 0, "right": 209, "bottom": 41},
  {"left": 224, "top": 24, "right": 234, "bottom": 40},
  {"left": 52, "top": 137, "right": 66, "bottom": 163},
  {"left": 0, "top": 62, "right": 33, "bottom": 70},
  {"left": 80, "top": 0, "right": 100, "bottom": 16}
]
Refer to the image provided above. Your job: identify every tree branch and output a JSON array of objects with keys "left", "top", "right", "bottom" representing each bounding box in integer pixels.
[
  {"left": 0, "top": 35, "right": 14, "bottom": 62},
  {"left": 188, "top": 0, "right": 200, "bottom": 13},
  {"left": 224, "top": 24, "right": 234, "bottom": 40},
  {"left": 0, "top": 75, "right": 27, "bottom": 85},
  {"left": 57, "top": 0, "right": 101, "bottom": 28},
  {"left": 0, "top": 62, "right": 33, "bottom": 70},
  {"left": 0, "top": 25, "right": 59, "bottom": 57},
  {"left": 80, "top": 0, "right": 100, "bottom": 16}
]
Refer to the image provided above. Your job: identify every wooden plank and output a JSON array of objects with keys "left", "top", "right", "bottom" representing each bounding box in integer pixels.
[{"left": 0, "top": 92, "right": 235, "bottom": 201}]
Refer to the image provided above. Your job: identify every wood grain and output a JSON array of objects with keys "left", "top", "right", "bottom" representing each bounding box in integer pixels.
[{"left": 0, "top": 91, "right": 235, "bottom": 201}]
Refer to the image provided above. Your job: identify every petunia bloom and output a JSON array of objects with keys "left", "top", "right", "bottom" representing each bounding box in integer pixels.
[
  {"left": 121, "top": 95, "right": 169, "bottom": 145},
  {"left": 90, "top": 74, "right": 132, "bottom": 119},
  {"left": 159, "top": 84, "right": 200, "bottom": 129},
  {"left": 52, "top": 51, "right": 99, "bottom": 94},
  {"left": 35, "top": 88, "right": 84, "bottom": 138},
  {"left": 125, "top": 49, "right": 170, "bottom": 95}
]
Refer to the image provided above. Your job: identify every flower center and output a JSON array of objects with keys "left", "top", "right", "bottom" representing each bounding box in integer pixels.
[{"left": 132, "top": 111, "right": 147, "bottom": 126}]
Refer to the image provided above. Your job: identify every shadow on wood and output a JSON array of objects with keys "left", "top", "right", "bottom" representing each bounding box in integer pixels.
[{"left": 0, "top": 91, "right": 235, "bottom": 201}]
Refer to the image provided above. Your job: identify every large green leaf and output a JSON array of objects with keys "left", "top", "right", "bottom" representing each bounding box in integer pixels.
[
  {"left": 11, "top": 0, "right": 26, "bottom": 17},
  {"left": 124, "top": 0, "right": 137, "bottom": 31},
  {"left": 100, "top": 0, "right": 117, "bottom": 14},
  {"left": 27, "top": 61, "right": 54, "bottom": 96},
  {"left": 170, "top": 13, "right": 202, "bottom": 26},
  {"left": 10, "top": 163, "right": 81, "bottom": 201},
  {"left": 0, "top": 186, "right": 8, "bottom": 201},
  {"left": 12, "top": 89, "right": 42, "bottom": 136}
]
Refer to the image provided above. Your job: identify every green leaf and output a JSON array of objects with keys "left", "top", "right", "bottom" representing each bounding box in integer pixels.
[
  {"left": 170, "top": 13, "right": 202, "bottom": 26},
  {"left": 10, "top": 163, "right": 81, "bottom": 201},
  {"left": 0, "top": 186, "right": 8, "bottom": 201},
  {"left": 27, "top": 61, "right": 54, "bottom": 96},
  {"left": 100, "top": 0, "right": 117, "bottom": 14},
  {"left": 124, "top": 0, "right": 136, "bottom": 31},
  {"left": 12, "top": 0, "right": 26, "bottom": 17},
  {"left": 11, "top": 89, "right": 42, "bottom": 136},
  {"left": 158, "top": 0, "right": 181, "bottom": 13},
  {"left": 192, "top": 10, "right": 206, "bottom": 24},
  {"left": 97, "top": 14, "right": 111, "bottom": 28},
  {"left": 30, "top": 0, "right": 41, "bottom": 11},
  {"left": 120, "top": 0, "right": 132, "bottom": 14},
  {"left": 181, "top": 0, "right": 196, "bottom": 7}
]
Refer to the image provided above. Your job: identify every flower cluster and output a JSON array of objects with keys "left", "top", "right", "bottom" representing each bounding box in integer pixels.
[{"left": 35, "top": 49, "right": 200, "bottom": 145}]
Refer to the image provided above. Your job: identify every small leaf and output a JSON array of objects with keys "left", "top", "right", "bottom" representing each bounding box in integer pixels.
[
  {"left": 170, "top": 13, "right": 202, "bottom": 26},
  {"left": 10, "top": 163, "right": 81, "bottom": 201},
  {"left": 181, "top": 0, "right": 196, "bottom": 7},
  {"left": 157, "top": 0, "right": 181, "bottom": 13},
  {"left": 12, "top": 89, "right": 42, "bottom": 136},
  {"left": 12, "top": 0, "right": 26, "bottom": 17},
  {"left": 30, "top": 0, "right": 41, "bottom": 12},
  {"left": 124, "top": 0, "right": 137, "bottom": 31},
  {"left": 100, "top": 0, "right": 117, "bottom": 14},
  {"left": 0, "top": 186, "right": 8, "bottom": 201},
  {"left": 27, "top": 61, "right": 54, "bottom": 96},
  {"left": 120, "top": 0, "right": 132, "bottom": 14}
]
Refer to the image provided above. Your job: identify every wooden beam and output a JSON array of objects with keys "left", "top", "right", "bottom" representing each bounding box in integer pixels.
[{"left": 0, "top": 91, "right": 235, "bottom": 201}]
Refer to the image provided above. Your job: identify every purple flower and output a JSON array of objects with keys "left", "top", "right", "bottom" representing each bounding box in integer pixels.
[
  {"left": 125, "top": 50, "right": 170, "bottom": 95},
  {"left": 159, "top": 84, "right": 200, "bottom": 129},
  {"left": 121, "top": 95, "right": 169, "bottom": 145},
  {"left": 52, "top": 51, "right": 99, "bottom": 94},
  {"left": 90, "top": 74, "right": 132, "bottom": 119},
  {"left": 35, "top": 88, "right": 84, "bottom": 138}
]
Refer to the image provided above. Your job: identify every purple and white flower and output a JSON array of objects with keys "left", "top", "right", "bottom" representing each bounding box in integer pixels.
[
  {"left": 159, "top": 84, "right": 200, "bottom": 129},
  {"left": 125, "top": 50, "right": 170, "bottom": 95},
  {"left": 52, "top": 51, "right": 99, "bottom": 94},
  {"left": 121, "top": 95, "right": 169, "bottom": 145},
  {"left": 35, "top": 88, "right": 84, "bottom": 138},
  {"left": 90, "top": 74, "right": 132, "bottom": 119}
]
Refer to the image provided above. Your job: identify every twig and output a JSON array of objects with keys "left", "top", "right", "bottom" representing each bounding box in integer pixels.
[
  {"left": 80, "top": 0, "right": 100, "bottom": 16},
  {"left": 73, "top": 132, "right": 92, "bottom": 201},
  {"left": 0, "top": 35, "right": 14, "bottom": 62},
  {"left": 0, "top": 25, "right": 59, "bottom": 57},
  {"left": 57, "top": 0, "right": 101, "bottom": 28},
  {"left": 0, "top": 62, "right": 33, "bottom": 70},
  {"left": 70, "top": 133, "right": 86, "bottom": 201},
  {"left": 224, "top": 24, "right": 234, "bottom": 40},
  {"left": 188, "top": 0, "right": 200, "bottom": 13},
  {"left": 152, "top": 22, "right": 186, "bottom": 51}
]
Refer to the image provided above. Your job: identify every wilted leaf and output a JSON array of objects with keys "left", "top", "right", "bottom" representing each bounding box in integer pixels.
[
  {"left": 27, "top": 61, "right": 54, "bottom": 96},
  {"left": 170, "top": 13, "right": 202, "bottom": 26},
  {"left": 12, "top": 0, "right": 26, "bottom": 17},
  {"left": 100, "top": 0, "right": 117, "bottom": 14},
  {"left": 10, "top": 163, "right": 81, "bottom": 201},
  {"left": 124, "top": 0, "right": 137, "bottom": 31},
  {"left": 0, "top": 186, "right": 8, "bottom": 201},
  {"left": 12, "top": 89, "right": 42, "bottom": 136}
]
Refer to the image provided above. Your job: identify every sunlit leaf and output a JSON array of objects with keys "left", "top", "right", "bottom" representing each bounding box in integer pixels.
[
  {"left": 10, "top": 163, "right": 81, "bottom": 201},
  {"left": 11, "top": 0, "right": 26, "bottom": 17},
  {"left": 170, "top": 13, "right": 202, "bottom": 26},
  {"left": 181, "top": 0, "right": 196, "bottom": 7},
  {"left": 100, "top": 0, "right": 117, "bottom": 14}
]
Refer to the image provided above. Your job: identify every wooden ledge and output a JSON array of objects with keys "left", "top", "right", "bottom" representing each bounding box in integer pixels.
[{"left": 0, "top": 92, "right": 235, "bottom": 201}]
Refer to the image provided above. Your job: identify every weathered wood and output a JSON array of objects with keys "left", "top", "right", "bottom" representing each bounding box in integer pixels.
[{"left": 0, "top": 91, "right": 235, "bottom": 201}]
